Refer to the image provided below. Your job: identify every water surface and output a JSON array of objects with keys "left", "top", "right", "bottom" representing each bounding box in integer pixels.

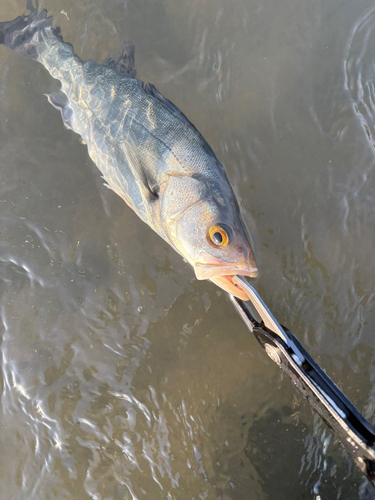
[{"left": 1, "top": 0, "right": 375, "bottom": 498}]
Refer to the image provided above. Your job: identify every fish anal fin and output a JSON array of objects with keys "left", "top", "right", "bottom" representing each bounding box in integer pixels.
[{"left": 45, "top": 92, "right": 74, "bottom": 130}]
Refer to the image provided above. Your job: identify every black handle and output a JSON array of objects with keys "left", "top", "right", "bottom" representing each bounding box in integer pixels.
[{"left": 231, "top": 296, "right": 375, "bottom": 484}]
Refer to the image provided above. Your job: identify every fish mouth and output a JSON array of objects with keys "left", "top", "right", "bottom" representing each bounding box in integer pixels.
[
  {"left": 210, "top": 275, "right": 255, "bottom": 300},
  {"left": 194, "top": 262, "right": 258, "bottom": 300}
]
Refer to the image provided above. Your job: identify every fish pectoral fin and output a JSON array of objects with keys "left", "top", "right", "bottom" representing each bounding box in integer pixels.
[
  {"left": 45, "top": 92, "right": 74, "bottom": 130},
  {"left": 102, "top": 174, "right": 154, "bottom": 227},
  {"left": 124, "top": 143, "right": 159, "bottom": 203},
  {"left": 114, "top": 42, "right": 136, "bottom": 78},
  {"left": 102, "top": 175, "right": 136, "bottom": 211}
]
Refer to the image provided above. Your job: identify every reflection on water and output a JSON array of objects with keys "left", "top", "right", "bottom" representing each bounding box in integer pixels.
[{"left": 1, "top": 0, "right": 375, "bottom": 498}]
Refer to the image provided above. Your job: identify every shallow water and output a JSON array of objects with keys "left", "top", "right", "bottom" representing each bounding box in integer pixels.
[{"left": 1, "top": 0, "right": 375, "bottom": 498}]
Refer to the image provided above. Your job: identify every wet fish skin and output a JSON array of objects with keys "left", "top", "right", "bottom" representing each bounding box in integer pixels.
[{"left": 0, "top": 7, "right": 258, "bottom": 299}]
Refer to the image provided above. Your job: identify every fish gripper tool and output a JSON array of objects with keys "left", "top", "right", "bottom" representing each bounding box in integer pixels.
[{"left": 230, "top": 275, "right": 375, "bottom": 485}]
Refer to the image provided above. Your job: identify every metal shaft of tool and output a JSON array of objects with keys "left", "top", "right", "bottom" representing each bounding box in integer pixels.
[{"left": 232, "top": 275, "right": 290, "bottom": 344}]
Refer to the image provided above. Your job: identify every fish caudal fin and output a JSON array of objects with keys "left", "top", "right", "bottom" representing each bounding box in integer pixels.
[{"left": 0, "top": 3, "right": 62, "bottom": 61}]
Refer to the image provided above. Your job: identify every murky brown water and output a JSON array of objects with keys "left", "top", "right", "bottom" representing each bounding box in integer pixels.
[{"left": 1, "top": 0, "right": 375, "bottom": 498}]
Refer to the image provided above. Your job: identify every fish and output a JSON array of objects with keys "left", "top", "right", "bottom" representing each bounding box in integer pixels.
[{"left": 0, "top": 4, "right": 258, "bottom": 300}]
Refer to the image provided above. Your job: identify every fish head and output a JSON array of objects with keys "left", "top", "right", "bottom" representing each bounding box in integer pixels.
[{"left": 161, "top": 176, "right": 258, "bottom": 300}]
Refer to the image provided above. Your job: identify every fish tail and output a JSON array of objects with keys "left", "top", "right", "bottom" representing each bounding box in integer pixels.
[
  {"left": 0, "top": 2, "right": 76, "bottom": 78},
  {"left": 0, "top": 2, "right": 56, "bottom": 57}
]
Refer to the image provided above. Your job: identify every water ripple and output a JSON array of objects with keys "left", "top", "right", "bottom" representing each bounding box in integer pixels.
[{"left": 344, "top": 6, "right": 375, "bottom": 153}]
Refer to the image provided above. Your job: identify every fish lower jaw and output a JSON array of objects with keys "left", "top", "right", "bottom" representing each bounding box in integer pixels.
[
  {"left": 193, "top": 262, "right": 258, "bottom": 299},
  {"left": 209, "top": 273, "right": 257, "bottom": 300},
  {"left": 194, "top": 264, "right": 258, "bottom": 281}
]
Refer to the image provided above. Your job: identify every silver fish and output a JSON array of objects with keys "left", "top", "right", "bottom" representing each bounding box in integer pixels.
[{"left": 0, "top": 6, "right": 258, "bottom": 299}]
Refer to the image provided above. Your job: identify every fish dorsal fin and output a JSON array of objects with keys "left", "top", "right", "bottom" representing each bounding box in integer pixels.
[
  {"left": 141, "top": 82, "right": 201, "bottom": 134},
  {"left": 115, "top": 42, "right": 136, "bottom": 77},
  {"left": 104, "top": 42, "right": 136, "bottom": 77}
]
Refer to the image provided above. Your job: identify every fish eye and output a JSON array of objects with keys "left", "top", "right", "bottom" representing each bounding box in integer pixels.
[{"left": 208, "top": 225, "right": 229, "bottom": 246}]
